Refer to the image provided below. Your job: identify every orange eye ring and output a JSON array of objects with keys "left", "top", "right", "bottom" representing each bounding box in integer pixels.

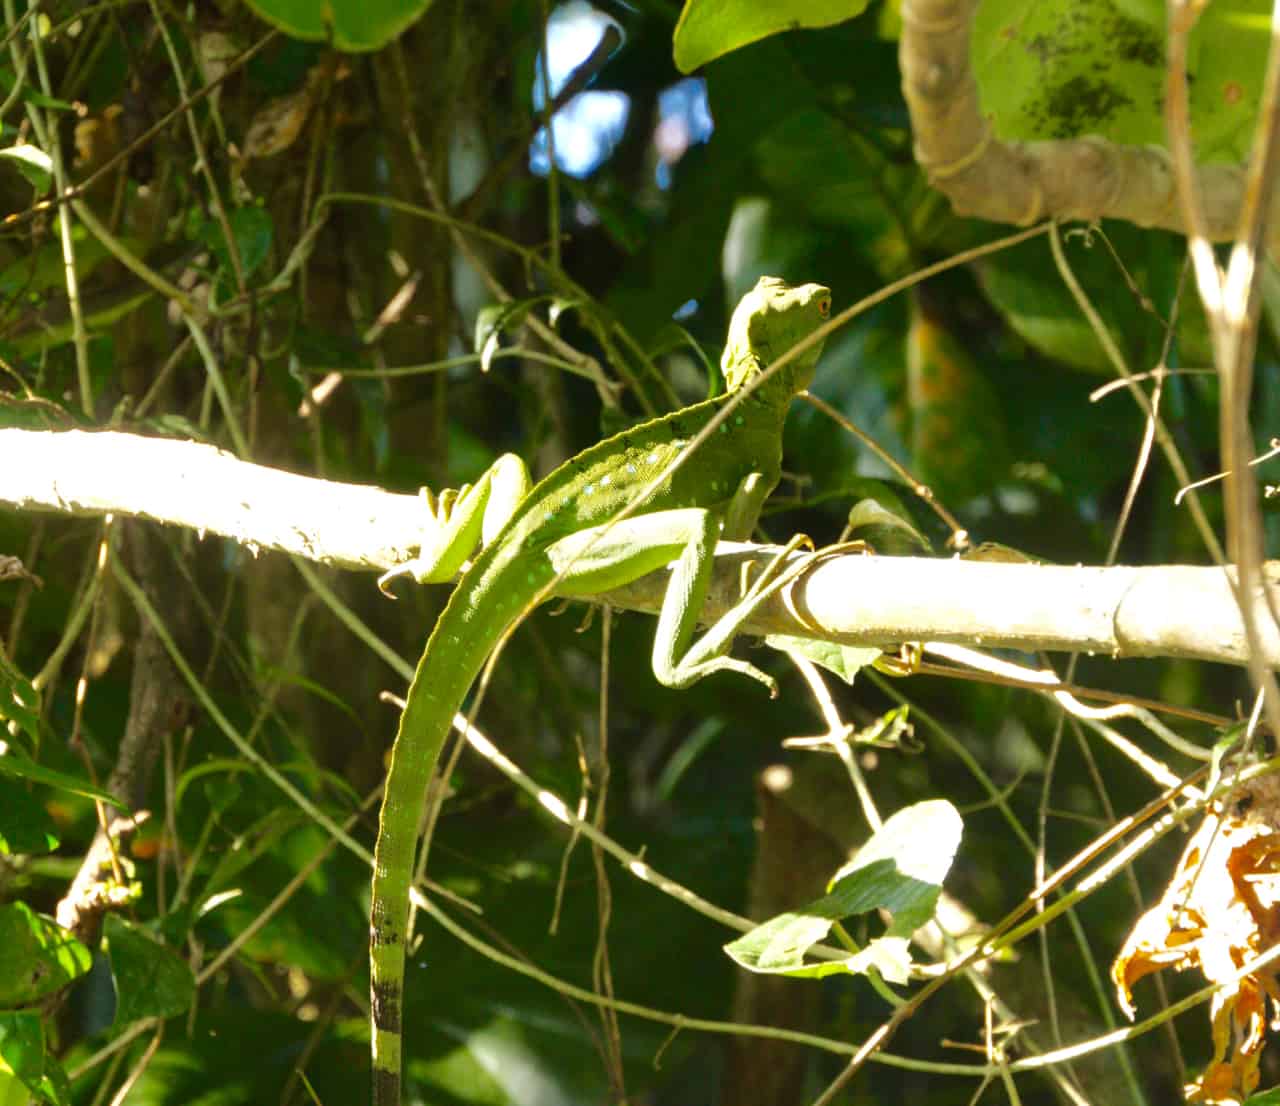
[{"left": 818, "top": 296, "right": 831, "bottom": 317}]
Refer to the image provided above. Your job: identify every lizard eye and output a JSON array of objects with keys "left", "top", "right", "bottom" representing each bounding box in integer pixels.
[{"left": 818, "top": 296, "right": 831, "bottom": 318}]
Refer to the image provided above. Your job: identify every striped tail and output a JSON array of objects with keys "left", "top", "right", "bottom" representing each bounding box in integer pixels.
[{"left": 368, "top": 552, "right": 535, "bottom": 1105}]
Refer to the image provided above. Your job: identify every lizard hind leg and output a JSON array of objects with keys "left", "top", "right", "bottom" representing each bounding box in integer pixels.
[
  {"left": 542, "top": 508, "right": 780, "bottom": 693},
  {"left": 658, "top": 533, "right": 816, "bottom": 696}
]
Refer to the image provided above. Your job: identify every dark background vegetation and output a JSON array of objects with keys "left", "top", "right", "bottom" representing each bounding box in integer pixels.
[{"left": 0, "top": 1, "right": 1267, "bottom": 1103}]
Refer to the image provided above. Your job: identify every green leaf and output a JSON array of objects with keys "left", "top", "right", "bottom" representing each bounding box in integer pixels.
[
  {"left": 473, "top": 298, "right": 548, "bottom": 373},
  {"left": 547, "top": 297, "right": 585, "bottom": 328},
  {"left": 173, "top": 757, "right": 250, "bottom": 811},
  {"left": 238, "top": 0, "right": 436, "bottom": 52},
  {"left": 199, "top": 805, "right": 301, "bottom": 896},
  {"left": 724, "top": 800, "right": 962, "bottom": 981},
  {"left": 752, "top": 109, "right": 929, "bottom": 260},
  {"left": 229, "top": 205, "right": 274, "bottom": 280},
  {"left": 0, "top": 144, "right": 51, "bottom": 191},
  {"left": 0, "top": 1072, "right": 25, "bottom": 1106},
  {"left": 0, "top": 753, "right": 124, "bottom": 807},
  {"left": 764, "top": 634, "right": 882, "bottom": 685},
  {"left": 975, "top": 241, "right": 1113, "bottom": 374},
  {"left": 907, "top": 297, "right": 1011, "bottom": 502},
  {"left": 0, "top": 903, "right": 92, "bottom": 1006},
  {"left": 972, "top": 0, "right": 1268, "bottom": 163},
  {"left": 725, "top": 861, "right": 918, "bottom": 982},
  {"left": 0, "top": 649, "right": 39, "bottom": 749},
  {"left": 673, "top": 0, "right": 871, "bottom": 73},
  {"left": 975, "top": 228, "right": 1199, "bottom": 376},
  {"left": 0, "top": 1012, "right": 71, "bottom": 1106},
  {"left": 830, "top": 799, "right": 962, "bottom": 930},
  {"left": 844, "top": 497, "right": 931, "bottom": 554},
  {"left": 0, "top": 228, "right": 129, "bottom": 303},
  {"left": 0, "top": 780, "right": 58, "bottom": 854},
  {"left": 474, "top": 306, "right": 505, "bottom": 373},
  {"left": 20, "top": 90, "right": 75, "bottom": 113},
  {"left": 0, "top": 1014, "right": 43, "bottom": 1085},
  {"left": 105, "top": 915, "right": 196, "bottom": 1025},
  {"left": 201, "top": 205, "right": 274, "bottom": 289}
]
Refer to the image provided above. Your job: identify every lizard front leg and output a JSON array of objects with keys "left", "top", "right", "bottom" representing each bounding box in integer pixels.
[
  {"left": 379, "top": 453, "right": 531, "bottom": 593},
  {"left": 650, "top": 469, "right": 809, "bottom": 692},
  {"left": 545, "top": 489, "right": 807, "bottom": 695}
]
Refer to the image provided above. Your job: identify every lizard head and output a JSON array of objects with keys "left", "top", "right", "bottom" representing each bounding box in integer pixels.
[{"left": 720, "top": 276, "right": 832, "bottom": 398}]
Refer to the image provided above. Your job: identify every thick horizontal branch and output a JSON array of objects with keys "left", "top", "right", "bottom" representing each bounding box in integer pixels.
[
  {"left": 605, "top": 545, "right": 1280, "bottom": 669},
  {"left": 3, "top": 428, "right": 426, "bottom": 573},
  {"left": 2, "top": 428, "right": 1274, "bottom": 668}
]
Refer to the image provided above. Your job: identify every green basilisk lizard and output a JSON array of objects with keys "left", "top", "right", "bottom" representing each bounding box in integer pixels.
[{"left": 370, "top": 276, "right": 832, "bottom": 1105}]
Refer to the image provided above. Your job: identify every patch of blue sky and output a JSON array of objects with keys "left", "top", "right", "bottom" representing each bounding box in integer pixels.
[
  {"left": 530, "top": 1, "right": 628, "bottom": 179},
  {"left": 530, "top": 93, "right": 630, "bottom": 178},
  {"left": 654, "top": 77, "right": 714, "bottom": 189}
]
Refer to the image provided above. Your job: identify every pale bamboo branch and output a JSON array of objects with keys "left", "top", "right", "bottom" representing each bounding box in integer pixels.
[
  {"left": 2, "top": 428, "right": 425, "bottom": 573},
  {"left": 2, "top": 428, "right": 1276, "bottom": 668}
]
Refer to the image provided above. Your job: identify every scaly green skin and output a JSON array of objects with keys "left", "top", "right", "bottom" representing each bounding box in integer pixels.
[{"left": 369, "top": 277, "right": 831, "bottom": 1105}]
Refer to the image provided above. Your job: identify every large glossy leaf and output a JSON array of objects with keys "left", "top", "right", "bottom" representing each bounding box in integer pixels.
[
  {"left": 725, "top": 800, "right": 962, "bottom": 981},
  {"left": 673, "top": 0, "right": 871, "bottom": 73},
  {"left": 239, "top": 0, "right": 434, "bottom": 52},
  {"left": 104, "top": 915, "right": 196, "bottom": 1025},
  {"left": 972, "top": 0, "right": 1268, "bottom": 161},
  {"left": 976, "top": 226, "right": 1205, "bottom": 375}
]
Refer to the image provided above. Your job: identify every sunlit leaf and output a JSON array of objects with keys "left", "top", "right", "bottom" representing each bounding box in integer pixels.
[
  {"left": 0, "top": 649, "right": 39, "bottom": 748},
  {"left": 0, "top": 904, "right": 92, "bottom": 1006},
  {"left": 725, "top": 800, "right": 961, "bottom": 981},
  {"left": 673, "top": 0, "right": 871, "bottom": 73},
  {"left": 0, "top": 144, "right": 51, "bottom": 191},
  {"left": 474, "top": 298, "right": 548, "bottom": 373},
  {"left": 0, "top": 754, "right": 123, "bottom": 807},
  {"left": 844, "top": 497, "right": 930, "bottom": 553},
  {"left": 973, "top": 0, "right": 1268, "bottom": 162},
  {"left": 764, "top": 633, "right": 882, "bottom": 684},
  {"left": 0, "top": 1012, "right": 71, "bottom": 1106}
]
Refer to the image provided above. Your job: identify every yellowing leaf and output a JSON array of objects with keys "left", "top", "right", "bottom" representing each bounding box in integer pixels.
[{"left": 1112, "top": 771, "right": 1280, "bottom": 1104}]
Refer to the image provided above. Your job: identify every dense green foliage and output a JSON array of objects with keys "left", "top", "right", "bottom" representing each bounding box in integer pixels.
[{"left": 0, "top": 1, "right": 1273, "bottom": 1104}]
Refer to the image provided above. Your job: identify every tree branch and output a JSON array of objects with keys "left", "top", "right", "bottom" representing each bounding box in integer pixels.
[{"left": 3, "top": 427, "right": 1273, "bottom": 668}]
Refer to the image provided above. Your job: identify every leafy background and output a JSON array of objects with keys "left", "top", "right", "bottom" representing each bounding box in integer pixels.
[{"left": 0, "top": 0, "right": 1273, "bottom": 1103}]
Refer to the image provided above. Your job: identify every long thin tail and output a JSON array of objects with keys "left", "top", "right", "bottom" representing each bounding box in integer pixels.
[{"left": 369, "top": 587, "right": 499, "bottom": 1106}]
